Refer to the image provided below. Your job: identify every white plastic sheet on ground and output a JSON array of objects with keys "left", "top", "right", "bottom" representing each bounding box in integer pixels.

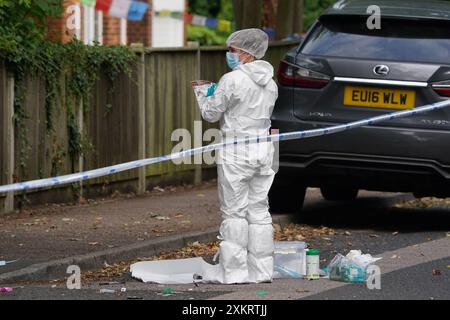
[{"left": 130, "top": 257, "right": 219, "bottom": 284}]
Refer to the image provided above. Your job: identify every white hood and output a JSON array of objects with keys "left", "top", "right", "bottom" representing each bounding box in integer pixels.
[{"left": 237, "top": 60, "right": 274, "bottom": 86}]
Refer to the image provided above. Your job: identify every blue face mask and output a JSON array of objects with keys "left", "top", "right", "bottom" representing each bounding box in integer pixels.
[{"left": 226, "top": 52, "right": 241, "bottom": 70}]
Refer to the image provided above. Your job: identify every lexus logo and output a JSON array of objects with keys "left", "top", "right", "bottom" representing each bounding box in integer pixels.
[{"left": 373, "top": 65, "right": 390, "bottom": 76}]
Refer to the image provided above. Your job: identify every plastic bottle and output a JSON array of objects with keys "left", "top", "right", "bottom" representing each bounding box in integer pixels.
[{"left": 306, "top": 249, "right": 320, "bottom": 280}]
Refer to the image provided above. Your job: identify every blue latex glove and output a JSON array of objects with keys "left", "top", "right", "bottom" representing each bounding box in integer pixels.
[{"left": 206, "top": 83, "right": 217, "bottom": 97}]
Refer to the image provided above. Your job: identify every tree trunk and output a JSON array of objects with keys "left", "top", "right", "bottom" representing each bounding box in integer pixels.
[
  {"left": 232, "top": 0, "right": 244, "bottom": 30},
  {"left": 276, "top": 0, "right": 294, "bottom": 40},
  {"left": 293, "top": 0, "right": 304, "bottom": 34},
  {"left": 232, "top": 0, "right": 263, "bottom": 30}
]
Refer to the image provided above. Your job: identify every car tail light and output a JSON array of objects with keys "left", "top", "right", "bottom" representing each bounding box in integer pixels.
[
  {"left": 277, "top": 60, "right": 330, "bottom": 89},
  {"left": 432, "top": 80, "right": 450, "bottom": 97}
]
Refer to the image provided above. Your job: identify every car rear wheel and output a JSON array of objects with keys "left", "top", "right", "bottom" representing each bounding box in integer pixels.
[
  {"left": 269, "top": 182, "right": 306, "bottom": 213},
  {"left": 320, "top": 187, "right": 359, "bottom": 201}
]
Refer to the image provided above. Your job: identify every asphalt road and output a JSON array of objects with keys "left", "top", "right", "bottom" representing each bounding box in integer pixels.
[{"left": 1, "top": 189, "right": 449, "bottom": 300}]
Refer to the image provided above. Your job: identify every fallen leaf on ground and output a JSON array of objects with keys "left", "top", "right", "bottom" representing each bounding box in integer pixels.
[
  {"left": 89, "top": 242, "right": 100, "bottom": 246},
  {"left": 432, "top": 269, "right": 441, "bottom": 276},
  {"left": 395, "top": 197, "right": 450, "bottom": 209},
  {"left": 344, "top": 231, "right": 352, "bottom": 236},
  {"left": 392, "top": 231, "right": 399, "bottom": 236},
  {"left": 274, "top": 224, "right": 335, "bottom": 241},
  {"left": 369, "top": 234, "right": 379, "bottom": 238},
  {"left": 296, "top": 289, "right": 310, "bottom": 293},
  {"left": 22, "top": 223, "right": 34, "bottom": 226},
  {"left": 295, "top": 235, "right": 305, "bottom": 241},
  {"left": 147, "top": 212, "right": 159, "bottom": 218},
  {"left": 111, "top": 190, "right": 121, "bottom": 198},
  {"left": 155, "top": 216, "right": 170, "bottom": 221},
  {"left": 273, "top": 224, "right": 282, "bottom": 233}
]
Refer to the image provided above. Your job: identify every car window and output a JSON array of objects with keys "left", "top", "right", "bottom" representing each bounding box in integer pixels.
[{"left": 300, "top": 16, "right": 450, "bottom": 64}]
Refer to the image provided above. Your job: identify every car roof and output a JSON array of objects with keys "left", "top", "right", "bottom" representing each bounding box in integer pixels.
[{"left": 322, "top": 0, "right": 450, "bottom": 21}]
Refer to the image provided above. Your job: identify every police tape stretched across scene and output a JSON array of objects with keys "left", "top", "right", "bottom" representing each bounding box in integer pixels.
[{"left": 0, "top": 99, "right": 449, "bottom": 194}]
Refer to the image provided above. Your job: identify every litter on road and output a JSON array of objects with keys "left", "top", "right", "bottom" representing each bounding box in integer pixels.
[
  {"left": 327, "top": 250, "right": 382, "bottom": 283},
  {"left": 163, "top": 287, "right": 173, "bottom": 294},
  {"left": 0, "top": 259, "right": 19, "bottom": 266},
  {"left": 432, "top": 269, "right": 442, "bottom": 276},
  {"left": 99, "top": 289, "right": 116, "bottom": 294}
]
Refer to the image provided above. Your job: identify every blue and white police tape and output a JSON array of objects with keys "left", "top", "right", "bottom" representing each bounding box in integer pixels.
[{"left": 1, "top": 99, "right": 450, "bottom": 194}]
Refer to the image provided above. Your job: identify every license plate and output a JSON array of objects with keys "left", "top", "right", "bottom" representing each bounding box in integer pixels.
[{"left": 344, "top": 86, "right": 415, "bottom": 110}]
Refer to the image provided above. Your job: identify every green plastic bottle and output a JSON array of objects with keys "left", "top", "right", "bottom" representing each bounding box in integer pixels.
[{"left": 306, "top": 249, "right": 320, "bottom": 280}]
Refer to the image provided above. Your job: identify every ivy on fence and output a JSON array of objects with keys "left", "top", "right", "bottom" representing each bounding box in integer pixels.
[{"left": 1, "top": 1, "right": 137, "bottom": 204}]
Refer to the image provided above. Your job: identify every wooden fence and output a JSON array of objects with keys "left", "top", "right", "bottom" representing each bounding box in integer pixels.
[{"left": 0, "top": 41, "right": 299, "bottom": 213}]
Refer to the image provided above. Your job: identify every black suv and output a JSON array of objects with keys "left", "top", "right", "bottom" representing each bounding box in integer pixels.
[{"left": 269, "top": 0, "right": 450, "bottom": 212}]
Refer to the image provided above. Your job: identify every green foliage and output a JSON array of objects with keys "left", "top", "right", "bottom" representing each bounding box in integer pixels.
[
  {"left": 304, "top": 0, "right": 336, "bottom": 31},
  {"left": 0, "top": 0, "right": 63, "bottom": 54},
  {"left": 187, "top": 0, "right": 234, "bottom": 45},
  {"left": 0, "top": 1, "right": 136, "bottom": 190},
  {"left": 187, "top": 25, "right": 230, "bottom": 46},
  {"left": 218, "top": 0, "right": 234, "bottom": 21},
  {"left": 188, "top": 0, "right": 221, "bottom": 17}
]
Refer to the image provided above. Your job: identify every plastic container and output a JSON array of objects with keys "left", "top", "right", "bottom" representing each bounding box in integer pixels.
[
  {"left": 306, "top": 248, "right": 320, "bottom": 280},
  {"left": 191, "top": 80, "right": 212, "bottom": 106},
  {"left": 273, "top": 241, "right": 307, "bottom": 279}
]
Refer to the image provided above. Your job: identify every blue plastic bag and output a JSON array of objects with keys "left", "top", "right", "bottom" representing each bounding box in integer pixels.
[{"left": 328, "top": 254, "right": 367, "bottom": 283}]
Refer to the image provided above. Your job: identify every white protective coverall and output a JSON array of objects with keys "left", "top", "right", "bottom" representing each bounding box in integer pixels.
[{"left": 196, "top": 59, "right": 278, "bottom": 284}]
